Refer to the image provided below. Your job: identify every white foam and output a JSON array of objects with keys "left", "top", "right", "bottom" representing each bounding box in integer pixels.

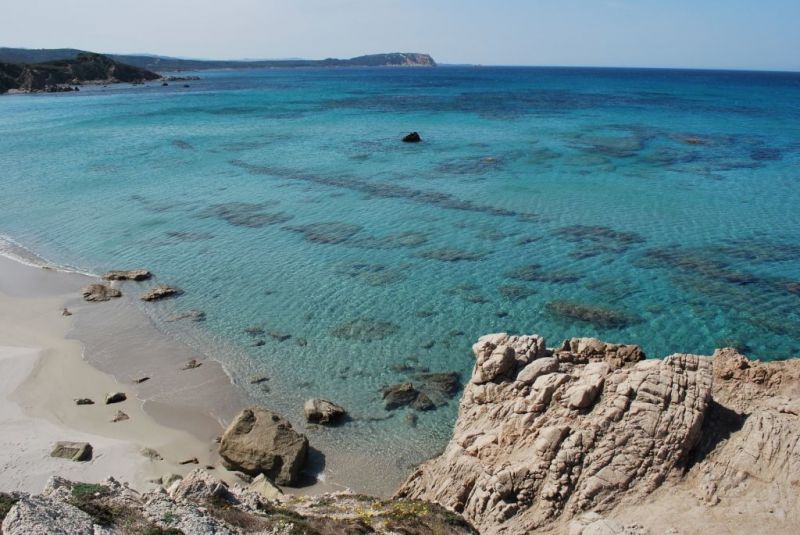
[{"left": 0, "top": 234, "right": 98, "bottom": 277}]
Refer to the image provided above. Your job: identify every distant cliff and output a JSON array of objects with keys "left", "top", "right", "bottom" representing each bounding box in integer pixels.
[
  {"left": 0, "top": 47, "right": 437, "bottom": 72},
  {"left": 0, "top": 52, "right": 160, "bottom": 93}
]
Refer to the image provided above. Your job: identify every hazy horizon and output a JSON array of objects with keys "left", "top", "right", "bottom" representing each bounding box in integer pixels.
[{"left": 2, "top": 0, "right": 799, "bottom": 72}]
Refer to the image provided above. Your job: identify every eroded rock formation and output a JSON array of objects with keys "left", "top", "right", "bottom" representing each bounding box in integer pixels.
[{"left": 398, "top": 333, "right": 800, "bottom": 534}]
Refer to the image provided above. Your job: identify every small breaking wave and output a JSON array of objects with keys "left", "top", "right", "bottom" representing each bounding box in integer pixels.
[{"left": 0, "top": 234, "right": 98, "bottom": 277}]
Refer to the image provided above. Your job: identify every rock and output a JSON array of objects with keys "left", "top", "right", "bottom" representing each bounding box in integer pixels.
[
  {"left": 245, "top": 326, "right": 265, "bottom": 336},
  {"left": 141, "top": 447, "right": 163, "bottom": 461},
  {"left": 219, "top": 407, "right": 309, "bottom": 485},
  {"left": 2, "top": 469, "right": 476, "bottom": 535},
  {"left": 472, "top": 344, "right": 515, "bottom": 384},
  {"left": 73, "top": 398, "right": 94, "bottom": 405},
  {"left": 1, "top": 494, "right": 94, "bottom": 535},
  {"left": 166, "top": 309, "right": 206, "bottom": 322},
  {"left": 61, "top": 308, "right": 72, "bottom": 316},
  {"left": 402, "top": 131, "right": 422, "bottom": 143},
  {"left": 80, "top": 283, "right": 121, "bottom": 302},
  {"left": 162, "top": 473, "right": 183, "bottom": 487},
  {"left": 412, "top": 392, "right": 436, "bottom": 411},
  {"left": 405, "top": 413, "right": 419, "bottom": 427},
  {"left": 141, "top": 284, "right": 181, "bottom": 301},
  {"left": 170, "top": 469, "right": 235, "bottom": 503},
  {"left": 304, "top": 398, "right": 347, "bottom": 425},
  {"left": 50, "top": 441, "right": 92, "bottom": 462},
  {"left": 132, "top": 376, "right": 150, "bottom": 384},
  {"left": 101, "top": 269, "right": 152, "bottom": 281},
  {"left": 268, "top": 331, "right": 291, "bottom": 342},
  {"left": 398, "top": 332, "right": 713, "bottom": 534},
  {"left": 249, "top": 376, "right": 269, "bottom": 385},
  {"left": 105, "top": 392, "right": 127, "bottom": 404},
  {"left": 111, "top": 410, "right": 130, "bottom": 422},
  {"left": 382, "top": 382, "right": 420, "bottom": 410},
  {"left": 248, "top": 473, "right": 283, "bottom": 500},
  {"left": 516, "top": 357, "right": 559, "bottom": 385},
  {"left": 413, "top": 371, "right": 462, "bottom": 403},
  {"left": 181, "top": 358, "right": 202, "bottom": 370},
  {"left": 233, "top": 472, "right": 254, "bottom": 484}
]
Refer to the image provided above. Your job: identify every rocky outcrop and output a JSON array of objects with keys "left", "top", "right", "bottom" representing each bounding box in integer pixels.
[
  {"left": 101, "top": 269, "right": 151, "bottom": 281},
  {"left": 403, "top": 131, "right": 422, "bottom": 142},
  {"left": 80, "top": 283, "right": 121, "bottom": 302},
  {"left": 303, "top": 398, "right": 346, "bottom": 425},
  {"left": 219, "top": 407, "right": 309, "bottom": 486},
  {"left": 0, "top": 53, "right": 160, "bottom": 94},
  {"left": 1, "top": 494, "right": 95, "bottom": 535},
  {"left": 2, "top": 470, "right": 475, "bottom": 535},
  {"left": 398, "top": 332, "right": 800, "bottom": 534}
]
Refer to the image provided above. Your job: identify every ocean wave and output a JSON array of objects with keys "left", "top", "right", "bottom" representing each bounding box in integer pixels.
[{"left": 0, "top": 234, "right": 98, "bottom": 277}]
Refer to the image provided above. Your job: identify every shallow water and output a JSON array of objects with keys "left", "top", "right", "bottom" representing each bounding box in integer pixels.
[{"left": 1, "top": 66, "right": 800, "bottom": 492}]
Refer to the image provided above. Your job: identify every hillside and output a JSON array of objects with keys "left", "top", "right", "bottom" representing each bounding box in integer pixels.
[
  {"left": 0, "top": 52, "right": 160, "bottom": 93},
  {"left": 0, "top": 48, "right": 437, "bottom": 71}
]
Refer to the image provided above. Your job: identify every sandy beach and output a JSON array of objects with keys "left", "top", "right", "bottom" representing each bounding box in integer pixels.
[{"left": 0, "top": 254, "right": 249, "bottom": 493}]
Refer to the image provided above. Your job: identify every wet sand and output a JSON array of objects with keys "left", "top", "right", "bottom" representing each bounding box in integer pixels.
[{"left": 0, "top": 252, "right": 400, "bottom": 496}]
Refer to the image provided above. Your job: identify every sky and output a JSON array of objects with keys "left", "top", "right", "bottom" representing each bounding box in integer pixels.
[{"left": 1, "top": 0, "right": 799, "bottom": 71}]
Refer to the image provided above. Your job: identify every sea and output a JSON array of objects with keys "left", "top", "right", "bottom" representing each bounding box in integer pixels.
[{"left": 1, "top": 66, "right": 799, "bottom": 491}]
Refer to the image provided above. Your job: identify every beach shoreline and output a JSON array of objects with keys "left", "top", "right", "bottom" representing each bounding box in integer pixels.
[
  {"left": 0, "top": 237, "right": 408, "bottom": 497},
  {"left": 0, "top": 253, "right": 249, "bottom": 492}
]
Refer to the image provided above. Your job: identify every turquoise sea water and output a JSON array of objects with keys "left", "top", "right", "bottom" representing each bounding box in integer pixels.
[{"left": 1, "top": 67, "right": 800, "bottom": 486}]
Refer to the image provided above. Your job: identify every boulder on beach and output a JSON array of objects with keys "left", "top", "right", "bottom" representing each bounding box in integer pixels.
[
  {"left": 303, "top": 398, "right": 346, "bottom": 425},
  {"left": 105, "top": 392, "right": 127, "bottom": 404},
  {"left": 402, "top": 131, "right": 422, "bottom": 143},
  {"left": 219, "top": 407, "right": 309, "bottom": 486},
  {"left": 81, "top": 283, "right": 121, "bottom": 302},
  {"left": 141, "top": 285, "right": 182, "bottom": 301},
  {"left": 50, "top": 441, "right": 93, "bottom": 462},
  {"left": 101, "top": 269, "right": 152, "bottom": 281},
  {"left": 74, "top": 398, "right": 94, "bottom": 405}
]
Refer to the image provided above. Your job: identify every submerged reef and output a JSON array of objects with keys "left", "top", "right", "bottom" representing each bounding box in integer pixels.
[
  {"left": 198, "top": 202, "right": 292, "bottom": 228},
  {"left": 331, "top": 318, "right": 400, "bottom": 341},
  {"left": 545, "top": 299, "right": 641, "bottom": 329}
]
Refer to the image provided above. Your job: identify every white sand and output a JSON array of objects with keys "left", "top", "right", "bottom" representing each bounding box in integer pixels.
[{"left": 0, "top": 256, "right": 243, "bottom": 493}]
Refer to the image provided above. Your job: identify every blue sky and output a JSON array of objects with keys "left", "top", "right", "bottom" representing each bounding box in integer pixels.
[{"left": 2, "top": 0, "right": 798, "bottom": 70}]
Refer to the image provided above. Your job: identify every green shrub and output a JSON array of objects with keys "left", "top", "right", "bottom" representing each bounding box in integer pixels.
[{"left": 0, "top": 492, "right": 19, "bottom": 524}]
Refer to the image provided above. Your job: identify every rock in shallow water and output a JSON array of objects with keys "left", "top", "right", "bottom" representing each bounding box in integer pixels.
[
  {"left": 304, "top": 398, "right": 346, "bottom": 425},
  {"left": 219, "top": 407, "right": 308, "bottom": 486},
  {"left": 382, "top": 382, "right": 420, "bottom": 410},
  {"left": 80, "top": 283, "right": 121, "bottom": 302},
  {"left": 140, "top": 285, "right": 182, "bottom": 301},
  {"left": 101, "top": 269, "right": 151, "bottom": 281}
]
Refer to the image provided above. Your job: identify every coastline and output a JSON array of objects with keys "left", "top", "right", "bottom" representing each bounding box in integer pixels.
[
  {"left": 0, "top": 254, "right": 246, "bottom": 492},
  {"left": 0, "top": 245, "right": 403, "bottom": 497}
]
